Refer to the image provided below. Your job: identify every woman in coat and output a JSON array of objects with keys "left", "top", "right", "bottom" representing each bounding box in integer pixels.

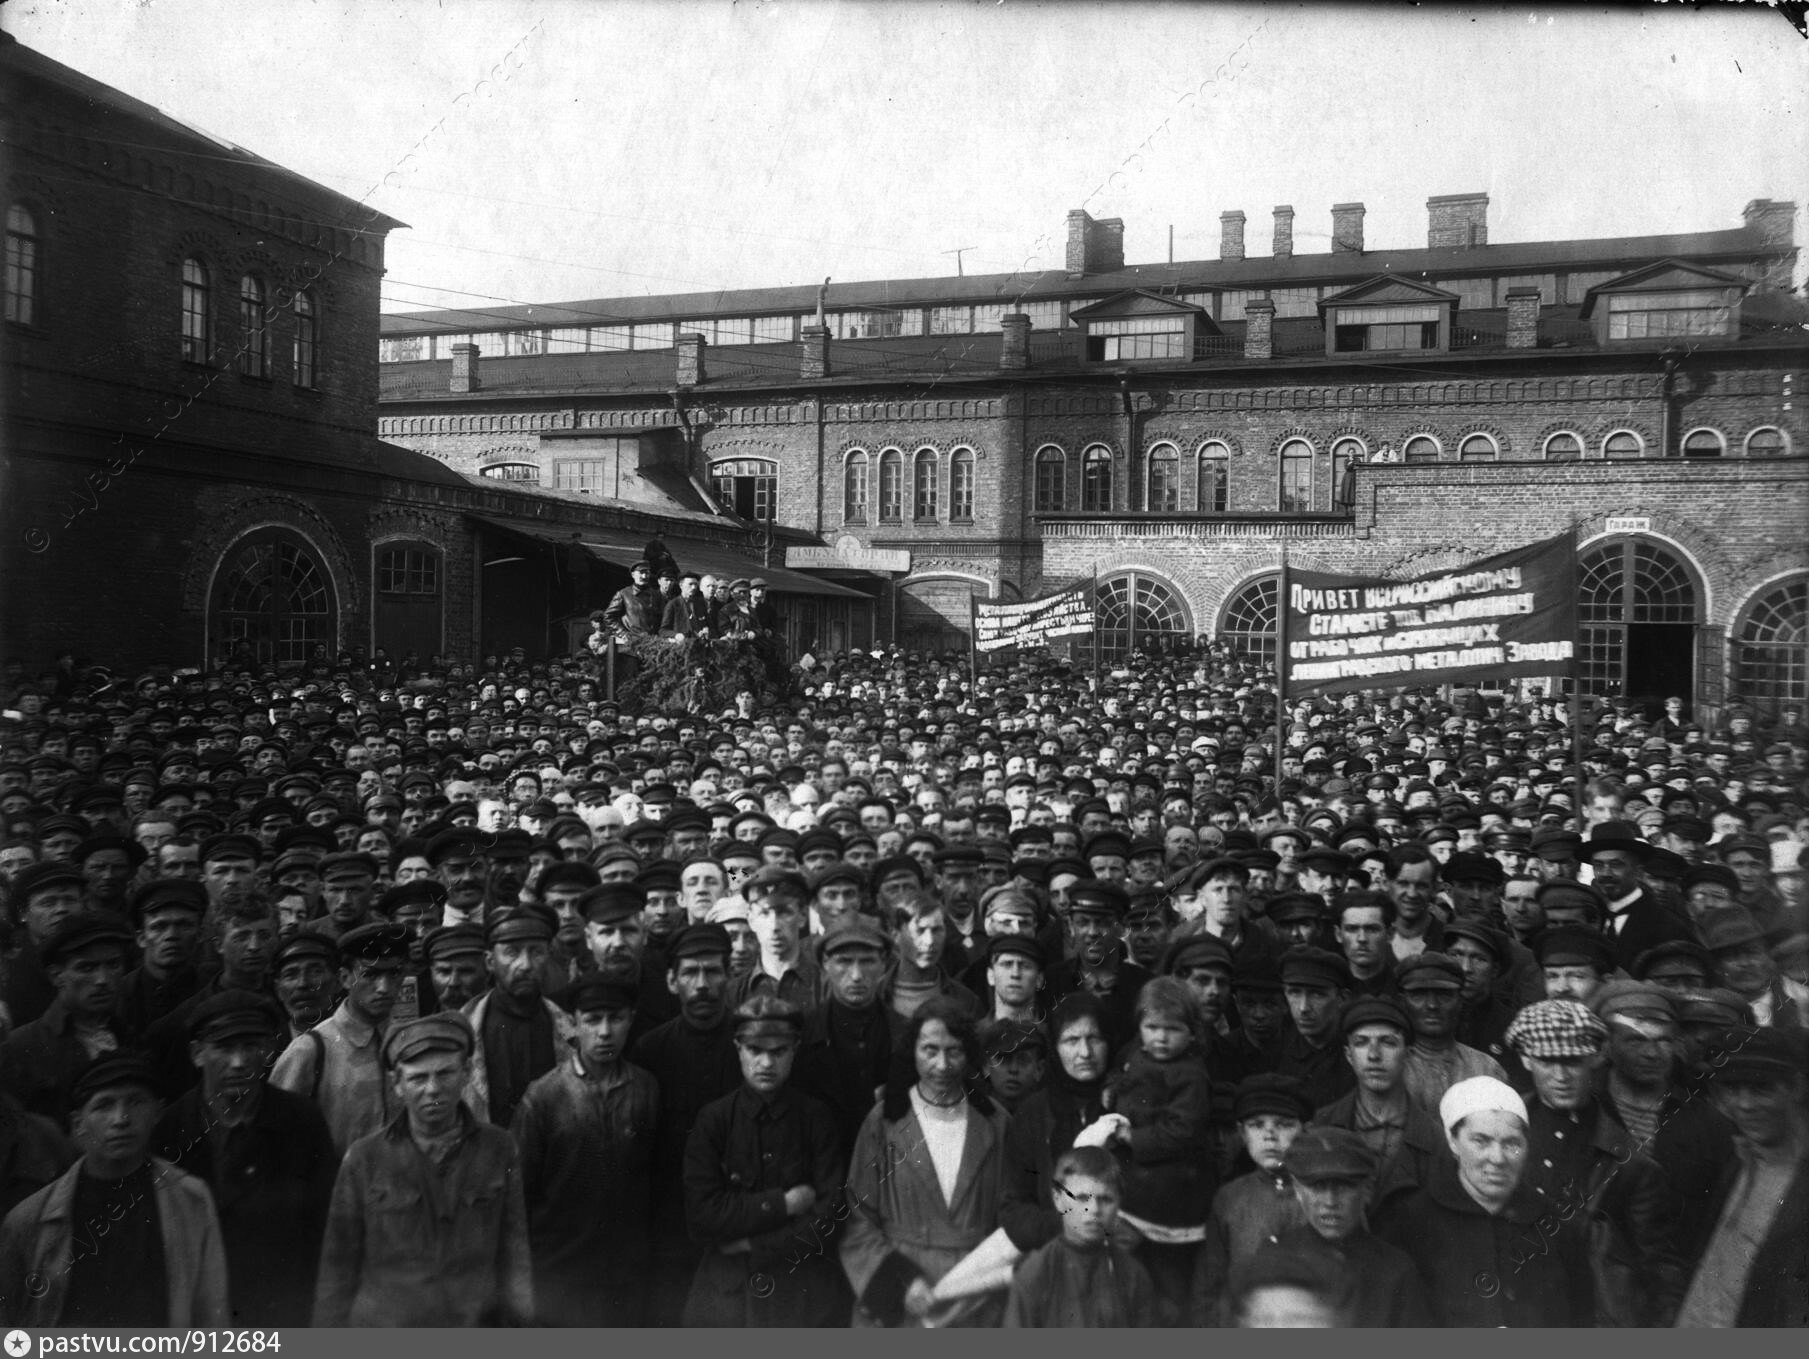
[
  {"left": 840, "top": 997, "right": 1011, "bottom": 1326},
  {"left": 998, "top": 992, "right": 1112, "bottom": 1253}
]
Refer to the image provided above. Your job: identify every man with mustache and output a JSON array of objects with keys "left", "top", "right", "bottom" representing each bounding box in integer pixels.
[{"left": 0, "top": 913, "right": 135, "bottom": 1124}]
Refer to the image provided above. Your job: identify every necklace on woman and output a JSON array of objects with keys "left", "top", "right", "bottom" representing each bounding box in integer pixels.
[{"left": 915, "top": 1084, "right": 965, "bottom": 1108}]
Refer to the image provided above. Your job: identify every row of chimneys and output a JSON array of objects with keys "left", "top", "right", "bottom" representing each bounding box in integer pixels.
[{"left": 1068, "top": 194, "right": 1492, "bottom": 275}]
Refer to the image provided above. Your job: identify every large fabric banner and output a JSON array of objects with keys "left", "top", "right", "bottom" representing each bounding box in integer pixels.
[
  {"left": 973, "top": 584, "right": 1095, "bottom": 653},
  {"left": 1279, "top": 530, "right": 1577, "bottom": 697}
]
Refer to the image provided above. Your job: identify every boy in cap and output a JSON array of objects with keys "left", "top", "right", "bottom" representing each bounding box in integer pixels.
[
  {"left": 1193, "top": 1074, "right": 1313, "bottom": 1325},
  {"left": 0, "top": 1053, "right": 228, "bottom": 1327},
  {"left": 314, "top": 1012, "right": 533, "bottom": 1327},
  {"left": 512, "top": 976, "right": 659, "bottom": 1326},
  {"left": 1001, "top": 1145, "right": 1161, "bottom": 1327},
  {"left": 154, "top": 990, "right": 338, "bottom": 1327}
]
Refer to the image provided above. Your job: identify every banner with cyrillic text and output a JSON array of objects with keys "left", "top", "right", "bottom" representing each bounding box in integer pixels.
[
  {"left": 1279, "top": 530, "right": 1577, "bottom": 697},
  {"left": 973, "top": 586, "right": 1095, "bottom": 652}
]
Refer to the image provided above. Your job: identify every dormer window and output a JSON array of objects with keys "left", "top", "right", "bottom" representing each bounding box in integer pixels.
[
  {"left": 1580, "top": 259, "right": 1747, "bottom": 344},
  {"left": 1318, "top": 277, "right": 1458, "bottom": 357},
  {"left": 1071, "top": 290, "right": 1219, "bottom": 365}
]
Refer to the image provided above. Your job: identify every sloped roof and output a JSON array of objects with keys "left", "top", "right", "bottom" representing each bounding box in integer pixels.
[
  {"left": 1318, "top": 275, "right": 1462, "bottom": 315},
  {"left": 1577, "top": 258, "right": 1752, "bottom": 318},
  {"left": 1069, "top": 289, "right": 1210, "bottom": 320}
]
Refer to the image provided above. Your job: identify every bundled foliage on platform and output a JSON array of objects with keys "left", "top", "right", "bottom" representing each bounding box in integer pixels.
[{"left": 617, "top": 634, "right": 787, "bottom": 713}]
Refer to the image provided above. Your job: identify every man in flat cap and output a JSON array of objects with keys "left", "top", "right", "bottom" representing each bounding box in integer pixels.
[
  {"left": 314, "top": 1012, "right": 533, "bottom": 1327},
  {"left": 1536, "top": 922, "right": 1616, "bottom": 1008},
  {"left": 1275, "top": 946, "right": 1355, "bottom": 1110},
  {"left": 270, "top": 920, "right": 410, "bottom": 1154},
  {"left": 0, "top": 912, "right": 135, "bottom": 1124},
  {"left": 1699, "top": 906, "right": 1797, "bottom": 1030},
  {"left": 0, "top": 861, "right": 87, "bottom": 1027},
  {"left": 792, "top": 919, "right": 898, "bottom": 1162},
  {"left": 513, "top": 975, "right": 659, "bottom": 1326},
  {"left": 154, "top": 990, "right": 338, "bottom": 1326},
  {"left": 1268, "top": 1126, "right": 1435, "bottom": 1327},
  {"left": 422, "top": 923, "right": 489, "bottom": 1016},
  {"left": 1045, "top": 879, "right": 1152, "bottom": 1052},
  {"left": 733, "top": 866, "right": 822, "bottom": 1011},
  {"left": 270, "top": 932, "right": 340, "bottom": 1041},
  {"left": 117, "top": 877, "right": 207, "bottom": 1036},
  {"left": 0, "top": 1053, "right": 228, "bottom": 1327},
  {"left": 580, "top": 883, "right": 678, "bottom": 1040},
  {"left": 1399, "top": 951, "right": 1507, "bottom": 1110},
  {"left": 462, "top": 907, "right": 570, "bottom": 1129},
  {"left": 682, "top": 994, "right": 848, "bottom": 1327},
  {"left": 1313, "top": 996, "right": 1443, "bottom": 1210},
  {"left": 301, "top": 851, "right": 381, "bottom": 944},
  {"left": 1506, "top": 997, "right": 1687, "bottom": 1326}
]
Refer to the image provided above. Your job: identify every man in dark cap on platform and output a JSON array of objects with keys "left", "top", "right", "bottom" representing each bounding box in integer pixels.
[
  {"left": 313, "top": 1012, "right": 533, "bottom": 1327},
  {"left": 463, "top": 906, "right": 569, "bottom": 1128},
  {"left": 154, "top": 990, "right": 338, "bottom": 1327},
  {"left": 513, "top": 975, "right": 659, "bottom": 1326}
]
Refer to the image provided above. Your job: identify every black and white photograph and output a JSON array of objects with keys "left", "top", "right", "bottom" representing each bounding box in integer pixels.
[{"left": 0, "top": 0, "right": 1805, "bottom": 1332}]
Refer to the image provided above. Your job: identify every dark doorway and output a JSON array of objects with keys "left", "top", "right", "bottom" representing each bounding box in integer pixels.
[{"left": 1625, "top": 623, "right": 1695, "bottom": 709}]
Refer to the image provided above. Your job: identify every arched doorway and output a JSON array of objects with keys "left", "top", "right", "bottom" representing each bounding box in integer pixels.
[
  {"left": 1095, "top": 571, "right": 1192, "bottom": 659},
  {"left": 1578, "top": 537, "right": 1700, "bottom": 707},
  {"left": 1732, "top": 574, "right": 1807, "bottom": 715},
  {"left": 211, "top": 529, "right": 338, "bottom": 668},
  {"left": 1219, "top": 575, "right": 1279, "bottom": 669}
]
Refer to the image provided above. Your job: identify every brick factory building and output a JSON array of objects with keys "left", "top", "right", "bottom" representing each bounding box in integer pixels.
[
  {"left": 1, "top": 36, "right": 858, "bottom": 673},
  {"left": 377, "top": 191, "right": 1808, "bottom": 719}
]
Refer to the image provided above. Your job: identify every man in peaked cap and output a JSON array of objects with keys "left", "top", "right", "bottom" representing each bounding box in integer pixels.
[
  {"left": 578, "top": 882, "right": 677, "bottom": 1040},
  {"left": 270, "top": 920, "right": 411, "bottom": 1155},
  {"left": 1398, "top": 952, "right": 1507, "bottom": 1112},
  {"left": 1045, "top": 878, "right": 1152, "bottom": 1052},
  {"left": 0, "top": 911, "right": 136, "bottom": 1124},
  {"left": 462, "top": 907, "right": 569, "bottom": 1129},
  {"left": 2, "top": 860, "right": 88, "bottom": 1027},
  {"left": 117, "top": 877, "right": 209, "bottom": 1036},
  {"left": 313, "top": 1010, "right": 532, "bottom": 1327},
  {"left": 153, "top": 990, "right": 338, "bottom": 1327}
]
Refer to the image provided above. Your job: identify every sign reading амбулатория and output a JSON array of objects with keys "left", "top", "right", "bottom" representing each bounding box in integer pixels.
[{"left": 1279, "top": 530, "right": 1578, "bottom": 697}]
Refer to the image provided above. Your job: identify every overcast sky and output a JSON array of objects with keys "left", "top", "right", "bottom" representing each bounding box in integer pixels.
[{"left": 11, "top": 0, "right": 1808, "bottom": 314}]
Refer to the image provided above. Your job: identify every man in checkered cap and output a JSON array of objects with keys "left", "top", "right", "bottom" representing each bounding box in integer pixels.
[{"left": 1505, "top": 998, "right": 1688, "bottom": 1326}]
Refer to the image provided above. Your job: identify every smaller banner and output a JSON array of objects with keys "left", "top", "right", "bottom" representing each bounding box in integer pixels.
[
  {"left": 1280, "top": 530, "right": 1577, "bottom": 697},
  {"left": 974, "top": 585, "right": 1095, "bottom": 653}
]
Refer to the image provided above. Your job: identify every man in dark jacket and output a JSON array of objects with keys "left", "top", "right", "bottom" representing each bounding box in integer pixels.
[
  {"left": 604, "top": 560, "right": 661, "bottom": 639},
  {"left": 791, "top": 921, "right": 894, "bottom": 1160},
  {"left": 1580, "top": 823, "right": 1693, "bottom": 973},
  {"left": 0, "top": 913, "right": 135, "bottom": 1125},
  {"left": 154, "top": 990, "right": 338, "bottom": 1327}
]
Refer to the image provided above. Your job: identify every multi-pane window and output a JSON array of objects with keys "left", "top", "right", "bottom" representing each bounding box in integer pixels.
[
  {"left": 1544, "top": 431, "right": 1583, "bottom": 461},
  {"left": 712, "top": 457, "right": 777, "bottom": 521},
  {"left": 1197, "top": 442, "right": 1230, "bottom": 512},
  {"left": 1746, "top": 427, "right": 1789, "bottom": 458},
  {"left": 1458, "top": 434, "right": 1497, "bottom": 461},
  {"left": 751, "top": 315, "right": 796, "bottom": 343},
  {"left": 1086, "top": 316, "right": 1185, "bottom": 361},
  {"left": 1268, "top": 287, "right": 1319, "bottom": 319},
  {"left": 878, "top": 449, "right": 903, "bottom": 521},
  {"left": 377, "top": 547, "right": 439, "bottom": 594},
  {"left": 239, "top": 275, "right": 268, "bottom": 377},
  {"left": 1332, "top": 439, "right": 1362, "bottom": 510},
  {"left": 1034, "top": 446, "right": 1066, "bottom": 512},
  {"left": 555, "top": 459, "right": 611, "bottom": 493},
  {"left": 292, "top": 291, "right": 317, "bottom": 387},
  {"left": 1734, "top": 576, "right": 1807, "bottom": 710},
  {"left": 1606, "top": 290, "right": 1733, "bottom": 340},
  {"left": 1403, "top": 436, "right": 1439, "bottom": 463},
  {"left": 844, "top": 450, "right": 869, "bottom": 523},
  {"left": 950, "top": 448, "right": 975, "bottom": 521},
  {"left": 5, "top": 204, "right": 38, "bottom": 326},
  {"left": 1279, "top": 439, "right": 1312, "bottom": 512},
  {"left": 1081, "top": 446, "right": 1113, "bottom": 512},
  {"left": 479, "top": 463, "right": 538, "bottom": 482},
  {"left": 1333, "top": 304, "right": 1440, "bottom": 352},
  {"left": 1147, "top": 444, "right": 1180, "bottom": 511},
  {"left": 1602, "top": 431, "right": 1643, "bottom": 458},
  {"left": 1015, "top": 301, "right": 1065, "bottom": 330},
  {"left": 913, "top": 449, "right": 939, "bottom": 521},
  {"left": 380, "top": 336, "right": 425, "bottom": 362},
  {"left": 630, "top": 322, "right": 674, "bottom": 350},
  {"left": 181, "top": 257, "right": 210, "bottom": 362},
  {"left": 1221, "top": 576, "right": 1279, "bottom": 668},
  {"left": 1681, "top": 429, "right": 1724, "bottom": 459}
]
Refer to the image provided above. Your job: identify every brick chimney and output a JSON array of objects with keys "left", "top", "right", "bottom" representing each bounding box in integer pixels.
[
  {"left": 1428, "top": 193, "right": 1489, "bottom": 250},
  {"left": 1742, "top": 199, "right": 1798, "bottom": 290},
  {"left": 1244, "top": 299, "right": 1275, "bottom": 360},
  {"left": 1331, "top": 202, "right": 1365, "bottom": 254},
  {"left": 1220, "top": 210, "right": 1246, "bottom": 262},
  {"left": 1000, "top": 313, "right": 1031, "bottom": 370},
  {"left": 1505, "top": 287, "right": 1541, "bottom": 349},
  {"left": 1066, "top": 209, "right": 1126, "bottom": 277},
  {"left": 676, "top": 332, "right": 706, "bottom": 386},
  {"left": 450, "top": 343, "right": 479, "bottom": 393},
  {"left": 1272, "top": 206, "right": 1294, "bottom": 259},
  {"left": 800, "top": 324, "right": 829, "bottom": 379}
]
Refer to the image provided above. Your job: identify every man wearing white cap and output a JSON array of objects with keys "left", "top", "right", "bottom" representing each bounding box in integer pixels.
[{"left": 1374, "top": 1075, "right": 1587, "bottom": 1326}]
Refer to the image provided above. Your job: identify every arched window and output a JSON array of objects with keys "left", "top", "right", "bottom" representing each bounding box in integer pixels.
[
  {"left": 1734, "top": 575, "right": 1807, "bottom": 711},
  {"left": 181, "top": 257, "right": 210, "bottom": 362},
  {"left": 4, "top": 204, "right": 38, "bottom": 326},
  {"left": 1197, "top": 441, "right": 1230, "bottom": 513},
  {"left": 1331, "top": 438, "right": 1363, "bottom": 512},
  {"left": 1095, "top": 572, "right": 1192, "bottom": 658},
  {"left": 878, "top": 448, "right": 903, "bottom": 522},
  {"left": 1147, "top": 443, "right": 1180, "bottom": 512},
  {"left": 1458, "top": 433, "right": 1498, "bottom": 461},
  {"left": 292, "top": 290, "right": 317, "bottom": 387},
  {"left": 1543, "top": 431, "right": 1583, "bottom": 461},
  {"left": 238, "top": 275, "right": 268, "bottom": 377},
  {"left": 1279, "top": 439, "right": 1312, "bottom": 512},
  {"left": 1034, "top": 445, "right": 1066, "bottom": 513},
  {"left": 949, "top": 447, "right": 975, "bottom": 521},
  {"left": 1577, "top": 538, "right": 1700, "bottom": 697},
  {"left": 1602, "top": 430, "right": 1643, "bottom": 458},
  {"left": 1681, "top": 428, "right": 1724, "bottom": 459},
  {"left": 1081, "top": 446, "right": 1113, "bottom": 512},
  {"left": 843, "top": 449, "right": 870, "bottom": 523},
  {"left": 1745, "top": 427, "right": 1789, "bottom": 459},
  {"left": 479, "top": 463, "right": 539, "bottom": 482},
  {"left": 1221, "top": 575, "right": 1279, "bottom": 668},
  {"left": 1402, "top": 435, "right": 1439, "bottom": 463},
  {"left": 913, "top": 448, "right": 939, "bottom": 521},
  {"left": 212, "top": 530, "right": 336, "bottom": 666}
]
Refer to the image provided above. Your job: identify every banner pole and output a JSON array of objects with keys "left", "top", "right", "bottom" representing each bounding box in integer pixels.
[
  {"left": 1567, "top": 522, "right": 1586, "bottom": 816},
  {"left": 1092, "top": 563, "right": 1101, "bottom": 691},
  {"left": 1274, "top": 546, "right": 1289, "bottom": 792},
  {"left": 969, "top": 591, "right": 980, "bottom": 688}
]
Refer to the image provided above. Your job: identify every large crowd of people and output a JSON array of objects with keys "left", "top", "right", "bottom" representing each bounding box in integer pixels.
[{"left": 0, "top": 634, "right": 1803, "bottom": 1328}]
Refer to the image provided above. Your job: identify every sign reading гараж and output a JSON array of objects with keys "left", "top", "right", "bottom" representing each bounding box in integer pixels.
[
  {"left": 974, "top": 585, "right": 1095, "bottom": 653},
  {"left": 1279, "top": 530, "right": 1578, "bottom": 697}
]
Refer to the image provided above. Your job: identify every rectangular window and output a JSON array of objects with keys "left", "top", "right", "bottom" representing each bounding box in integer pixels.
[
  {"left": 751, "top": 315, "right": 796, "bottom": 343},
  {"left": 1199, "top": 460, "right": 1228, "bottom": 513},
  {"left": 4, "top": 210, "right": 36, "bottom": 326},
  {"left": 950, "top": 456, "right": 974, "bottom": 521},
  {"left": 239, "top": 279, "right": 268, "bottom": 378},
  {"left": 588, "top": 325, "right": 632, "bottom": 350},
  {"left": 972, "top": 303, "right": 1011, "bottom": 332},
  {"left": 181, "top": 260, "right": 209, "bottom": 363},
  {"left": 292, "top": 292, "right": 317, "bottom": 388},
  {"left": 1440, "top": 278, "right": 1494, "bottom": 311},
  {"left": 913, "top": 457, "right": 938, "bottom": 521},
  {"left": 1269, "top": 287, "right": 1319, "bottom": 319},
  {"left": 1606, "top": 291, "right": 1733, "bottom": 339},
  {"left": 1016, "top": 300, "right": 1065, "bottom": 330},
  {"left": 544, "top": 327, "right": 591, "bottom": 353},
  {"left": 630, "top": 322, "right": 673, "bottom": 350},
  {"left": 380, "top": 337, "right": 425, "bottom": 362},
  {"left": 879, "top": 457, "right": 903, "bottom": 522},
  {"left": 378, "top": 548, "right": 439, "bottom": 594},
  {"left": 831, "top": 310, "right": 905, "bottom": 339},
  {"left": 713, "top": 318, "right": 755, "bottom": 345},
  {"left": 1148, "top": 461, "right": 1180, "bottom": 512},
  {"left": 1088, "top": 330, "right": 1185, "bottom": 361},
  {"left": 504, "top": 331, "right": 545, "bottom": 356},
  {"left": 554, "top": 459, "right": 611, "bottom": 493},
  {"left": 1218, "top": 290, "right": 1256, "bottom": 322},
  {"left": 928, "top": 305, "right": 972, "bottom": 335},
  {"left": 1280, "top": 460, "right": 1312, "bottom": 513}
]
